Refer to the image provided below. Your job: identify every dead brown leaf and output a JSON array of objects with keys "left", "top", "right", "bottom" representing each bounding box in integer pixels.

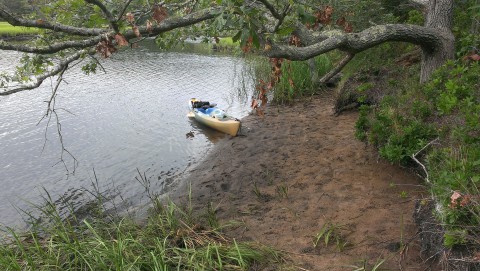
[
  {"left": 152, "top": 5, "right": 168, "bottom": 23},
  {"left": 146, "top": 20, "right": 153, "bottom": 33},
  {"left": 126, "top": 12, "right": 135, "bottom": 24},
  {"left": 132, "top": 26, "right": 141, "bottom": 38},
  {"left": 114, "top": 33, "right": 129, "bottom": 47},
  {"left": 96, "top": 39, "right": 117, "bottom": 58}
]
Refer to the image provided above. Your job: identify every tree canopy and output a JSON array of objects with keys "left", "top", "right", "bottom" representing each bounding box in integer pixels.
[{"left": 0, "top": 0, "right": 471, "bottom": 96}]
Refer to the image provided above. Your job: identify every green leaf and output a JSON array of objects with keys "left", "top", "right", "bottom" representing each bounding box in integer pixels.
[
  {"left": 276, "top": 26, "right": 295, "bottom": 36},
  {"left": 232, "top": 30, "right": 242, "bottom": 43},
  {"left": 240, "top": 28, "right": 250, "bottom": 46},
  {"left": 251, "top": 31, "right": 259, "bottom": 48}
]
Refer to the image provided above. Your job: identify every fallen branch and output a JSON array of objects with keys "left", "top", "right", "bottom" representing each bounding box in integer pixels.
[{"left": 411, "top": 137, "right": 439, "bottom": 184}]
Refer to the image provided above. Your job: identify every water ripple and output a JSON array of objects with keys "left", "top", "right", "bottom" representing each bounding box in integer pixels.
[{"left": 0, "top": 41, "right": 254, "bottom": 227}]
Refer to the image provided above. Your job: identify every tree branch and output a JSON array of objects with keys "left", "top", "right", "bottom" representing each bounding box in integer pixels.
[
  {"left": 266, "top": 24, "right": 444, "bottom": 60},
  {"left": 0, "top": 49, "right": 95, "bottom": 96},
  {"left": 319, "top": 53, "right": 354, "bottom": 83},
  {"left": 0, "top": 4, "right": 107, "bottom": 36},
  {"left": 0, "top": 36, "right": 105, "bottom": 54},
  {"left": 256, "top": 0, "right": 290, "bottom": 32},
  {"left": 84, "top": 0, "right": 119, "bottom": 32},
  {"left": 257, "top": 0, "right": 282, "bottom": 20},
  {"left": 122, "top": 6, "right": 222, "bottom": 39}
]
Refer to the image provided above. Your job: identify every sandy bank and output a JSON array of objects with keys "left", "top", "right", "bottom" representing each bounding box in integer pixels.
[{"left": 171, "top": 93, "right": 432, "bottom": 270}]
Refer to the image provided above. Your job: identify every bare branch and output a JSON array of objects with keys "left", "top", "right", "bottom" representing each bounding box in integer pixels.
[
  {"left": 0, "top": 49, "right": 95, "bottom": 96},
  {"left": 256, "top": 0, "right": 290, "bottom": 32},
  {"left": 52, "top": 109, "right": 79, "bottom": 175},
  {"left": 0, "top": 4, "right": 107, "bottom": 36},
  {"left": 37, "top": 68, "right": 78, "bottom": 174},
  {"left": 319, "top": 53, "right": 354, "bottom": 83},
  {"left": 116, "top": 0, "right": 135, "bottom": 22},
  {"left": 267, "top": 30, "right": 347, "bottom": 60},
  {"left": 293, "top": 22, "right": 327, "bottom": 45}
]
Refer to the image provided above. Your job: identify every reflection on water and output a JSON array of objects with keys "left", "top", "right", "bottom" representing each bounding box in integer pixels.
[{"left": 0, "top": 40, "right": 255, "bottom": 227}]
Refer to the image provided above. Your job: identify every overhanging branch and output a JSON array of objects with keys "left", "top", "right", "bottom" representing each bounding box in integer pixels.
[
  {"left": 122, "top": 6, "right": 222, "bottom": 39},
  {"left": 0, "top": 49, "right": 95, "bottom": 96},
  {"left": 0, "top": 36, "right": 105, "bottom": 54},
  {"left": 266, "top": 24, "right": 443, "bottom": 60}
]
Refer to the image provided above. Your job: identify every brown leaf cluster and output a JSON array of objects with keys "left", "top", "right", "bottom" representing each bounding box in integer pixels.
[
  {"left": 126, "top": 12, "right": 135, "bottom": 24},
  {"left": 152, "top": 5, "right": 168, "bottom": 24},
  {"left": 251, "top": 58, "right": 285, "bottom": 116},
  {"left": 146, "top": 20, "right": 153, "bottom": 33},
  {"left": 450, "top": 190, "right": 479, "bottom": 209},
  {"left": 96, "top": 39, "right": 117, "bottom": 58},
  {"left": 315, "top": 6, "right": 333, "bottom": 25},
  {"left": 114, "top": 33, "right": 129, "bottom": 47},
  {"left": 242, "top": 36, "right": 254, "bottom": 53},
  {"left": 308, "top": 6, "right": 353, "bottom": 33},
  {"left": 289, "top": 35, "right": 301, "bottom": 47},
  {"left": 336, "top": 16, "right": 353, "bottom": 33},
  {"left": 132, "top": 26, "right": 141, "bottom": 38},
  {"left": 463, "top": 51, "right": 480, "bottom": 62}
]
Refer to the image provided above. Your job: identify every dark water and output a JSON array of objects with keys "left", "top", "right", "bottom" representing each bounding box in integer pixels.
[{"left": 0, "top": 40, "right": 255, "bottom": 227}]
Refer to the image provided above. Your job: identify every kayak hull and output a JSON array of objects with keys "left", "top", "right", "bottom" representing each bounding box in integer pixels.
[{"left": 193, "top": 109, "right": 240, "bottom": 136}]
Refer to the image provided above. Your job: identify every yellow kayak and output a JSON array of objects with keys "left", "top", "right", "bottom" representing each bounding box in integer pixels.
[{"left": 188, "top": 98, "right": 241, "bottom": 136}]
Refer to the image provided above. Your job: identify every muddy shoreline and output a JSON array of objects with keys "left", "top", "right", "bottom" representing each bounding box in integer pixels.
[{"left": 170, "top": 93, "right": 433, "bottom": 270}]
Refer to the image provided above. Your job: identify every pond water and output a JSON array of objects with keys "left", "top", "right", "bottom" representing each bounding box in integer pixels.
[{"left": 0, "top": 40, "right": 255, "bottom": 227}]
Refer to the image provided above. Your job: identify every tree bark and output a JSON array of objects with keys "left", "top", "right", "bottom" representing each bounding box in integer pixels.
[{"left": 419, "top": 0, "right": 455, "bottom": 82}]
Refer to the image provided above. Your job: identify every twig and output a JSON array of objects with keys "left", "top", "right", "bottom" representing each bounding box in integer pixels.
[
  {"left": 36, "top": 64, "right": 78, "bottom": 175},
  {"left": 411, "top": 137, "right": 439, "bottom": 184}
]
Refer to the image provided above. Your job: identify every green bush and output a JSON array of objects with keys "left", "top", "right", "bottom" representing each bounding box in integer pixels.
[{"left": 356, "top": 92, "right": 437, "bottom": 165}]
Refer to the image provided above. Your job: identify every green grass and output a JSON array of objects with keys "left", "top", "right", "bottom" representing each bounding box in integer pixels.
[
  {"left": 0, "top": 22, "right": 40, "bottom": 36},
  {"left": 272, "top": 55, "right": 332, "bottom": 104},
  {"left": 218, "top": 37, "right": 239, "bottom": 46},
  {"left": 0, "top": 178, "right": 284, "bottom": 270}
]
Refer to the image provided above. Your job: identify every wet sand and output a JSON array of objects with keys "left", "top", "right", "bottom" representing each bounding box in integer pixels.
[{"left": 172, "top": 93, "right": 430, "bottom": 270}]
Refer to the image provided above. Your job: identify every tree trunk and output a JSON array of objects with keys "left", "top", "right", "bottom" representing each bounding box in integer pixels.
[{"left": 420, "top": 0, "right": 455, "bottom": 83}]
